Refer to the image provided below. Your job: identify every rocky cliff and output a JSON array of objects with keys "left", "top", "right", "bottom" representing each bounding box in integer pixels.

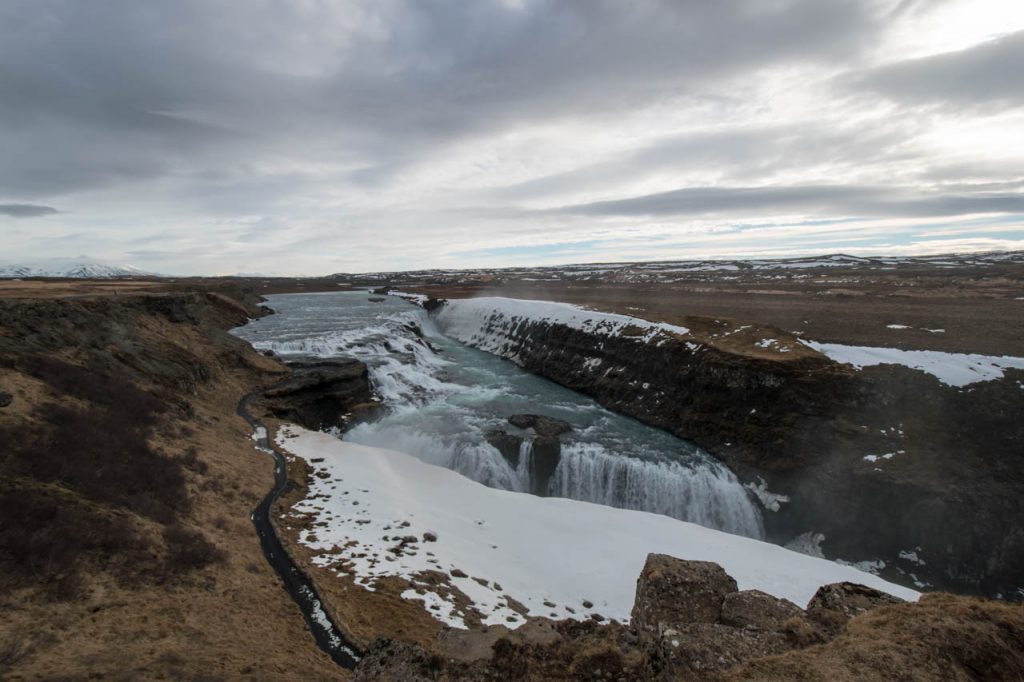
[{"left": 428, "top": 296, "right": 1024, "bottom": 599}]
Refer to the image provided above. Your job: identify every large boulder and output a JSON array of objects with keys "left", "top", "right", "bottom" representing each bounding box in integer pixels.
[
  {"left": 261, "top": 358, "right": 376, "bottom": 430},
  {"left": 721, "top": 589, "right": 803, "bottom": 631},
  {"left": 804, "top": 581, "right": 905, "bottom": 638},
  {"left": 0, "top": 391, "right": 11, "bottom": 408},
  {"left": 631, "top": 555, "right": 815, "bottom": 677},
  {"left": 631, "top": 555, "right": 737, "bottom": 635}
]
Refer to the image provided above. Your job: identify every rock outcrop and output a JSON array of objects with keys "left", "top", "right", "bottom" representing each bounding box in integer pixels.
[
  {"left": 259, "top": 358, "right": 377, "bottom": 430},
  {"left": 353, "top": 553, "right": 1024, "bottom": 681},
  {"left": 428, "top": 298, "right": 1024, "bottom": 598},
  {"left": 484, "top": 414, "right": 572, "bottom": 495}
]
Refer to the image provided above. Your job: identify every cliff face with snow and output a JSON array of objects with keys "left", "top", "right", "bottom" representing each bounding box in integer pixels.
[{"left": 430, "top": 296, "right": 1024, "bottom": 599}]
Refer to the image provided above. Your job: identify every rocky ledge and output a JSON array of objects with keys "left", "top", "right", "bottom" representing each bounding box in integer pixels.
[
  {"left": 425, "top": 297, "right": 1024, "bottom": 598},
  {"left": 485, "top": 414, "right": 572, "bottom": 496},
  {"left": 258, "top": 357, "right": 379, "bottom": 430},
  {"left": 353, "top": 553, "right": 1024, "bottom": 680}
]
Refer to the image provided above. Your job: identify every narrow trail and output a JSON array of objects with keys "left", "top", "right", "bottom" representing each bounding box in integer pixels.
[{"left": 237, "top": 391, "right": 361, "bottom": 670}]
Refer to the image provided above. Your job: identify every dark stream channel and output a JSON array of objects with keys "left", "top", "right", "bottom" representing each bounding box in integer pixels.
[{"left": 237, "top": 391, "right": 361, "bottom": 669}]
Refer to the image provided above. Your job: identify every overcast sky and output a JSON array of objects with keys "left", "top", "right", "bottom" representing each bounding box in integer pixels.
[{"left": 2, "top": 0, "right": 1023, "bottom": 275}]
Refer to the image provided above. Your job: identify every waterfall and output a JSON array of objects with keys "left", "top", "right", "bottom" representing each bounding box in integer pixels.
[
  {"left": 346, "top": 424, "right": 527, "bottom": 493},
  {"left": 348, "top": 423, "right": 764, "bottom": 540},
  {"left": 550, "top": 442, "right": 764, "bottom": 538}
]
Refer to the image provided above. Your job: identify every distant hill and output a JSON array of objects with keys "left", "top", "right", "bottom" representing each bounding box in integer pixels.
[{"left": 0, "top": 256, "right": 155, "bottom": 279}]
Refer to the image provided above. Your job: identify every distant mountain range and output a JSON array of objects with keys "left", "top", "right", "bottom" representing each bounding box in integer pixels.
[{"left": 0, "top": 256, "right": 155, "bottom": 279}]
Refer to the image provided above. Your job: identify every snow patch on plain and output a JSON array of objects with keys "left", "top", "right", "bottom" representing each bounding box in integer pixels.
[
  {"left": 278, "top": 425, "right": 917, "bottom": 630},
  {"left": 803, "top": 340, "right": 1024, "bottom": 387}
]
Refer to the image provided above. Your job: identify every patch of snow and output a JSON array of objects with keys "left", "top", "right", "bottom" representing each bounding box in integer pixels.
[
  {"left": 803, "top": 340, "right": 1024, "bottom": 387},
  {"left": 786, "top": 532, "right": 826, "bottom": 559},
  {"left": 388, "top": 291, "right": 429, "bottom": 305},
  {"left": 886, "top": 324, "right": 910, "bottom": 330},
  {"left": 755, "top": 337, "right": 792, "bottom": 353},
  {"left": 863, "top": 453, "right": 895, "bottom": 463},
  {"left": 898, "top": 549, "right": 926, "bottom": 566},
  {"left": 278, "top": 426, "right": 916, "bottom": 629},
  {"left": 835, "top": 558, "right": 886, "bottom": 575},
  {"left": 744, "top": 477, "right": 789, "bottom": 512},
  {"left": 923, "top": 328, "right": 945, "bottom": 333}
]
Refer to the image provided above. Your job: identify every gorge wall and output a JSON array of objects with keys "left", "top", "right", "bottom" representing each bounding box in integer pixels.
[{"left": 430, "top": 296, "right": 1024, "bottom": 599}]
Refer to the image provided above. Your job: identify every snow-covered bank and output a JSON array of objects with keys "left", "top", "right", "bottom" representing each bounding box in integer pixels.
[
  {"left": 278, "top": 425, "right": 918, "bottom": 631},
  {"left": 434, "top": 295, "right": 1024, "bottom": 389},
  {"left": 802, "top": 341, "right": 1024, "bottom": 387},
  {"left": 436, "top": 296, "right": 691, "bottom": 352}
]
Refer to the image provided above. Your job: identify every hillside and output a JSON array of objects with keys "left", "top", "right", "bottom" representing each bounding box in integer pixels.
[{"left": 0, "top": 284, "right": 345, "bottom": 679}]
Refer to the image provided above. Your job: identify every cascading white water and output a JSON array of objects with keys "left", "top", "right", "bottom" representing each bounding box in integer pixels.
[
  {"left": 233, "top": 291, "right": 765, "bottom": 539},
  {"left": 345, "top": 421, "right": 527, "bottom": 493},
  {"left": 550, "top": 442, "right": 762, "bottom": 537}
]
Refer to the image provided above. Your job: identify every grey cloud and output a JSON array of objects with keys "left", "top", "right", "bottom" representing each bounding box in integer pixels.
[
  {"left": 0, "top": 0, "right": 891, "bottom": 200},
  {"left": 493, "top": 122, "right": 915, "bottom": 201},
  {"left": 0, "top": 203, "right": 59, "bottom": 218},
  {"left": 852, "top": 30, "right": 1024, "bottom": 107},
  {"left": 550, "top": 184, "right": 1024, "bottom": 219},
  {"left": 0, "top": 1, "right": 1020, "bottom": 273}
]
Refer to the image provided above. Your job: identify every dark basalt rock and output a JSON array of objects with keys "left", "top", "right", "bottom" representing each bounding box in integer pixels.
[
  {"left": 485, "top": 415, "right": 574, "bottom": 495},
  {"left": 507, "top": 414, "right": 572, "bottom": 437},
  {"left": 484, "top": 429, "right": 523, "bottom": 469},
  {"left": 0, "top": 390, "right": 12, "bottom": 408},
  {"left": 261, "top": 357, "right": 376, "bottom": 430},
  {"left": 481, "top": 415, "right": 575, "bottom": 494},
  {"left": 421, "top": 297, "right": 445, "bottom": 313},
  {"left": 528, "top": 436, "right": 561, "bottom": 496}
]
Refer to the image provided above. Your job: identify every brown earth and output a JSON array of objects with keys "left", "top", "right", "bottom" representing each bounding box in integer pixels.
[
  {"left": 0, "top": 283, "right": 348, "bottom": 680},
  {"left": 2, "top": 272, "right": 1022, "bottom": 680},
  {"left": 366, "top": 257, "right": 1024, "bottom": 357},
  {"left": 268, "top": 416, "right": 449, "bottom": 651}
]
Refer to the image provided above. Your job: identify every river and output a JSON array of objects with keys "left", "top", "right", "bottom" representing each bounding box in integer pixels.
[{"left": 233, "top": 291, "right": 763, "bottom": 538}]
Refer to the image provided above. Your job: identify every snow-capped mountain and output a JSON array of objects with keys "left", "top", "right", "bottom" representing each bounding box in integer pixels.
[{"left": 0, "top": 256, "right": 155, "bottom": 279}]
